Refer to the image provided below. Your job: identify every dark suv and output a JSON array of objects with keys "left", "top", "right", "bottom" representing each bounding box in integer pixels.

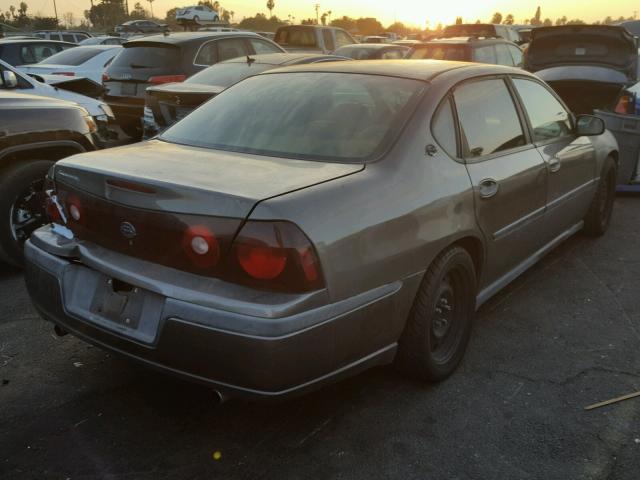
[
  {"left": 103, "top": 31, "right": 285, "bottom": 139},
  {"left": 0, "top": 39, "right": 76, "bottom": 66},
  {"left": 0, "top": 90, "right": 97, "bottom": 266},
  {"left": 407, "top": 36, "right": 523, "bottom": 67}
]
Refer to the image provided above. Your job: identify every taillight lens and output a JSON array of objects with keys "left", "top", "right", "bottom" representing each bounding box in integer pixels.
[
  {"left": 148, "top": 75, "right": 186, "bottom": 85},
  {"left": 182, "top": 225, "right": 220, "bottom": 268},
  {"left": 232, "top": 221, "right": 324, "bottom": 292},
  {"left": 102, "top": 72, "right": 110, "bottom": 83},
  {"left": 614, "top": 93, "right": 635, "bottom": 114}
]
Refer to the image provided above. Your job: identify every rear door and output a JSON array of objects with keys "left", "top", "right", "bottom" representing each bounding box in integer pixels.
[
  {"left": 511, "top": 77, "right": 597, "bottom": 239},
  {"left": 454, "top": 77, "right": 548, "bottom": 283}
]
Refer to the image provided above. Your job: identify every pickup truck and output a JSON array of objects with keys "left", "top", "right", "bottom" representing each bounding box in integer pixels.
[{"left": 274, "top": 25, "right": 357, "bottom": 54}]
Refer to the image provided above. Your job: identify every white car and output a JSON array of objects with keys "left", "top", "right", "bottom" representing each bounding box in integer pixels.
[
  {"left": 17, "top": 45, "right": 122, "bottom": 84},
  {"left": 0, "top": 58, "right": 115, "bottom": 144},
  {"left": 79, "top": 36, "right": 128, "bottom": 46},
  {"left": 176, "top": 5, "right": 220, "bottom": 23}
]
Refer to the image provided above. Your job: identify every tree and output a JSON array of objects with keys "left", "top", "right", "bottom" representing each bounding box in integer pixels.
[
  {"left": 355, "top": 17, "right": 383, "bottom": 36},
  {"left": 32, "top": 16, "right": 59, "bottom": 29},
  {"left": 237, "top": 13, "right": 285, "bottom": 32},
  {"left": 165, "top": 6, "right": 178, "bottom": 24},
  {"left": 566, "top": 18, "right": 586, "bottom": 25},
  {"left": 555, "top": 16, "right": 567, "bottom": 25},
  {"left": 503, "top": 14, "right": 514, "bottom": 25},
  {"left": 88, "top": 0, "right": 128, "bottom": 30},
  {"left": 129, "top": 2, "right": 148, "bottom": 20},
  {"left": 62, "top": 11, "right": 75, "bottom": 27},
  {"left": 542, "top": 18, "right": 552, "bottom": 27},
  {"left": 530, "top": 6, "right": 542, "bottom": 26},
  {"left": 387, "top": 21, "right": 408, "bottom": 37},
  {"left": 455, "top": 17, "right": 463, "bottom": 25},
  {"left": 266, "top": 0, "right": 274, "bottom": 17},
  {"left": 300, "top": 18, "right": 315, "bottom": 25},
  {"left": 330, "top": 15, "right": 355, "bottom": 31},
  {"left": 490, "top": 12, "right": 502, "bottom": 24}
]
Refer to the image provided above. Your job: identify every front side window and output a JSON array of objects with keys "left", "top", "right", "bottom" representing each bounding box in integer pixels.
[
  {"left": 454, "top": 78, "right": 526, "bottom": 158},
  {"left": 161, "top": 72, "right": 426, "bottom": 162},
  {"left": 249, "top": 38, "right": 281, "bottom": 54},
  {"left": 508, "top": 45, "right": 523, "bottom": 67},
  {"left": 217, "top": 38, "right": 249, "bottom": 62},
  {"left": 62, "top": 34, "right": 75, "bottom": 43},
  {"left": 20, "top": 44, "right": 58, "bottom": 63},
  {"left": 513, "top": 78, "right": 573, "bottom": 142},
  {"left": 50, "top": 33, "right": 61, "bottom": 41},
  {"left": 473, "top": 45, "right": 497, "bottom": 64},
  {"left": 335, "top": 30, "right": 354, "bottom": 47},
  {"left": 274, "top": 27, "right": 317, "bottom": 48},
  {"left": 495, "top": 44, "right": 514, "bottom": 66},
  {"left": 322, "top": 29, "right": 335, "bottom": 51}
]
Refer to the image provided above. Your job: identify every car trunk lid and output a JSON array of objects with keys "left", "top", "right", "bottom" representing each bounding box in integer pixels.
[{"left": 147, "top": 82, "right": 224, "bottom": 126}]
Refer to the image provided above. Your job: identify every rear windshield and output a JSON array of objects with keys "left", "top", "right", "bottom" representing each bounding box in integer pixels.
[
  {"left": 38, "top": 47, "right": 103, "bottom": 65},
  {"left": 187, "top": 62, "right": 275, "bottom": 87},
  {"left": 161, "top": 72, "right": 426, "bottom": 162},
  {"left": 275, "top": 27, "right": 318, "bottom": 48},
  {"left": 408, "top": 44, "right": 467, "bottom": 61},
  {"left": 109, "top": 44, "right": 180, "bottom": 69},
  {"left": 334, "top": 47, "right": 377, "bottom": 60}
]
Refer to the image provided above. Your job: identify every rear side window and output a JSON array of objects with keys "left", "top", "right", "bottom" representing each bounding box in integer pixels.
[
  {"left": 217, "top": 38, "right": 248, "bottom": 62},
  {"left": 508, "top": 45, "right": 523, "bottom": 67},
  {"left": 473, "top": 45, "right": 497, "bottom": 64},
  {"left": 322, "top": 29, "right": 335, "bottom": 51},
  {"left": 454, "top": 78, "right": 526, "bottom": 158},
  {"left": 432, "top": 98, "right": 457, "bottom": 157},
  {"left": 50, "top": 33, "right": 61, "bottom": 41},
  {"left": 110, "top": 45, "right": 180, "bottom": 69},
  {"left": 335, "top": 30, "right": 354, "bottom": 47},
  {"left": 495, "top": 44, "right": 514, "bottom": 66},
  {"left": 20, "top": 44, "right": 59, "bottom": 63},
  {"left": 249, "top": 38, "right": 281, "bottom": 54},
  {"left": 512, "top": 78, "right": 572, "bottom": 142},
  {"left": 62, "top": 34, "right": 75, "bottom": 43}
]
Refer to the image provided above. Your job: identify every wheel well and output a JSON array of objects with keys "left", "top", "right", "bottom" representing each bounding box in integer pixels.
[
  {"left": 608, "top": 150, "right": 619, "bottom": 166},
  {"left": 452, "top": 236, "right": 484, "bottom": 282},
  {"left": 1, "top": 145, "right": 82, "bottom": 170}
]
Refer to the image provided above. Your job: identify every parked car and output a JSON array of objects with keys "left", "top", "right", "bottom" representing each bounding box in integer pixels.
[
  {"left": 18, "top": 45, "right": 122, "bottom": 84},
  {"left": 103, "top": 31, "right": 285, "bottom": 138},
  {"left": 256, "top": 31, "right": 275, "bottom": 40},
  {"left": 333, "top": 43, "right": 409, "bottom": 60},
  {"left": 443, "top": 23, "right": 522, "bottom": 44},
  {"left": 1, "top": 58, "right": 115, "bottom": 144},
  {"left": 143, "top": 52, "right": 348, "bottom": 137},
  {"left": 176, "top": 5, "right": 220, "bottom": 25},
  {"left": 0, "top": 90, "right": 97, "bottom": 266},
  {"left": 361, "top": 36, "right": 387, "bottom": 44},
  {"left": 274, "top": 25, "right": 357, "bottom": 53},
  {"left": 617, "top": 20, "right": 640, "bottom": 37},
  {"left": 524, "top": 25, "right": 639, "bottom": 114},
  {"left": 0, "top": 39, "right": 75, "bottom": 66},
  {"left": 392, "top": 39, "right": 422, "bottom": 46},
  {"left": 115, "top": 20, "right": 169, "bottom": 35},
  {"left": 79, "top": 36, "right": 128, "bottom": 46},
  {"left": 407, "top": 36, "right": 524, "bottom": 67},
  {"left": 25, "top": 61, "right": 618, "bottom": 400},
  {"left": 34, "top": 31, "right": 92, "bottom": 44}
]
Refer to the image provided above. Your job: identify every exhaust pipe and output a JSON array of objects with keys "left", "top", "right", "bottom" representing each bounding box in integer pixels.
[{"left": 53, "top": 325, "right": 69, "bottom": 337}]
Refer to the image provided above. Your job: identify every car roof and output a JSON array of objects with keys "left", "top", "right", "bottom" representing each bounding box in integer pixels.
[
  {"left": 263, "top": 59, "right": 527, "bottom": 81},
  {"left": 336, "top": 43, "right": 406, "bottom": 50},
  {"left": 66, "top": 45, "right": 121, "bottom": 51},
  {"left": 221, "top": 52, "right": 344, "bottom": 66},
  {"left": 424, "top": 36, "right": 508, "bottom": 45},
  {"left": 125, "top": 31, "right": 260, "bottom": 45},
  {"left": 0, "top": 39, "right": 76, "bottom": 46}
]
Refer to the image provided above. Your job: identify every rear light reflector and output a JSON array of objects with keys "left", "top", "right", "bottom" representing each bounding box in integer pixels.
[
  {"left": 182, "top": 225, "right": 220, "bottom": 268},
  {"left": 69, "top": 204, "right": 81, "bottom": 221},
  {"left": 148, "top": 75, "right": 186, "bottom": 85}
]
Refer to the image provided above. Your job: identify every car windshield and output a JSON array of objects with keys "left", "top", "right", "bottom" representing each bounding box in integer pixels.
[
  {"left": 408, "top": 44, "right": 467, "bottom": 61},
  {"left": 110, "top": 44, "right": 179, "bottom": 68},
  {"left": 161, "top": 72, "right": 425, "bottom": 162},
  {"left": 275, "top": 27, "right": 318, "bottom": 47},
  {"left": 38, "top": 47, "right": 103, "bottom": 65},
  {"left": 187, "top": 62, "right": 275, "bottom": 87}
]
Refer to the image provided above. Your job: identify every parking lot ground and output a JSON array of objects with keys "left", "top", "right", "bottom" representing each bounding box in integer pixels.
[{"left": 1, "top": 196, "right": 640, "bottom": 480}]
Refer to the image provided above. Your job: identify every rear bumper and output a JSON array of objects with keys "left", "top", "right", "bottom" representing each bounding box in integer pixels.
[{"left": 24, "top": 235, "right": 414, "bottom": 399}]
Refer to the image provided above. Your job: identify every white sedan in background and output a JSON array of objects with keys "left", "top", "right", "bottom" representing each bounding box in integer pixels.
[
  {"left": 176, "top": 5, "right": 220, "bottom": 23},
  {"left": 17, "top": 45, "right": 122, "bottom": 84}
]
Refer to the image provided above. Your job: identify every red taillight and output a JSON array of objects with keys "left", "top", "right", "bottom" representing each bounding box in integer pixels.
[
  {"left": 148, "top": 75, "right": 186, "bottom": 85},
  {"left": 102, "top": 72, "right": 110, "bottom": 83},
  {"left": 232, "top": 221, "right": 323, "bottom": 292},
  {"left": 182, "top": 225, "right": 220, "bottom": 268},
  {"left": 52, "top": 72, "right": 75, "bottom": 76},
  {"left": 614, "top": 94, "right": 635, "bottom": 114}
]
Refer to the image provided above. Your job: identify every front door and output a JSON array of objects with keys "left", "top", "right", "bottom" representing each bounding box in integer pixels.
[
  {"left": 511, "top": 77, "right": 597, "bottom": 240},
  {"left": 453, "top": 77, "right": 548, "bottom": 285}
]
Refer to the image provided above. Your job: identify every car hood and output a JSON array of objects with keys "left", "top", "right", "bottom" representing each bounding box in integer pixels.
[
  {"left": 147, "top": 82, "right": 226, "bottom": 95},
  {"left": 526, "top": 25, "right": 638, "bottom": 78},
  {"left": 53, "top": 139, "right": 364, "bottom": 218}
]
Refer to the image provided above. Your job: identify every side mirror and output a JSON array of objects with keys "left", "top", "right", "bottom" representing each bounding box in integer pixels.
[
  {"left": 575, "top": 115, "right": 605, "bottom": 136},
  {"left": 1, "top": 70, "right": 18, "bottom": 88}
]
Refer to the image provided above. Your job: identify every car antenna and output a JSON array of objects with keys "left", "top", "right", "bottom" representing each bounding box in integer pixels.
[{"left": 246, "top": 55, "right": 255, "bottom": 65}]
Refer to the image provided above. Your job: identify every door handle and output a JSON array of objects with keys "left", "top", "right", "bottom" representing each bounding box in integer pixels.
[
  {"left": 478, "top": 178, "right": 499, "bottom": 199},
  {"left": 548, "top": 157, "right": 561, "bottom": 173}
]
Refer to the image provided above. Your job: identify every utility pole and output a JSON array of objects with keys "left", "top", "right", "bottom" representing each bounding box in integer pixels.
[
  {"left": 147, "top": 0, "right": 154, "bottom": 18},
  {"left": 315, "top": 4, "right": 319, "bottom": 25},
  {"left": 52, "top": 0, "right": 59, "bottom": 25}
]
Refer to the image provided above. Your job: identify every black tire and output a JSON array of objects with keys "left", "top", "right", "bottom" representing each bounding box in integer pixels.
[
  {"left": 583, "top": 157, "right": 617, "bottom": 237},
  {"left": 395, "top": 246, "right": 477, "bottom": 382},
  {"left": 0, "top": 160, "right": 54, "bottom": 266},
  {"left": 193, "top": 15, "right": 200, "bottom": 23}
]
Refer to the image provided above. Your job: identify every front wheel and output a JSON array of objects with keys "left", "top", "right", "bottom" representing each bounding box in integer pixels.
[
  {"left": 395, "top": 246, "right": 477, "bottom": 382},
  {"left": 0, "top": 160, "right": 54, "bottom": 266},
  {"left": 583, "top": 157, "right": 617, "bottom": 237}
]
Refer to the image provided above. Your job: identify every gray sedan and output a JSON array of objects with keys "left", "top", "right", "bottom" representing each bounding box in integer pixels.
[{"left": 24, "top": 61, "right": 618, "bottom": 399}]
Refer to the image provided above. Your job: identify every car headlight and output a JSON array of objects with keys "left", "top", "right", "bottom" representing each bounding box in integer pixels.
[
  {"left": 99, "top": 103, "right": 114, "bottom": 119},
  {"left": 84, "top": 116, "right": 98, "bottom": 134}
]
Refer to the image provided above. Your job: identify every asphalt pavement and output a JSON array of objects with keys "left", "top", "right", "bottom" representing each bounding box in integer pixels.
[{"left": 1, "top": 196, "right": 640, "bottom": 479}]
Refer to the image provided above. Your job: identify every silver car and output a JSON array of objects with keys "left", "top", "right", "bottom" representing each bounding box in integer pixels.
[{"left": 24, "top": 61, "right": 618, "bottom": 399}]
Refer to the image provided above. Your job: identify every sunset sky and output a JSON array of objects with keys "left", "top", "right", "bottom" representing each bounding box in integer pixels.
[{"left": 2, "top": 0, "right": 638, "bottom": 27}]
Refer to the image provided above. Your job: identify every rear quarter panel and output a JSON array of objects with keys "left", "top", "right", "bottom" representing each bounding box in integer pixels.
[{"left": 249, "top": 90, "right": 480, "bottom": 305}]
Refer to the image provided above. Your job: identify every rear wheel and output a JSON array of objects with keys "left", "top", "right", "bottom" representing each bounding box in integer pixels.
[
  {"left": 395, "top": 246, "right": 477, "bottom": 381},
  {"left": 583, "top": 157, "right": 617, "bottom": 237},
  {"left": 0, "top": 160, "right": 54, "bottom": 266}
]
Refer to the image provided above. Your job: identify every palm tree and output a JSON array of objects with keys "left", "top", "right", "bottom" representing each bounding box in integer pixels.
[{"left": 266, "top": 0, "right": 274, "bottom": 17}]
